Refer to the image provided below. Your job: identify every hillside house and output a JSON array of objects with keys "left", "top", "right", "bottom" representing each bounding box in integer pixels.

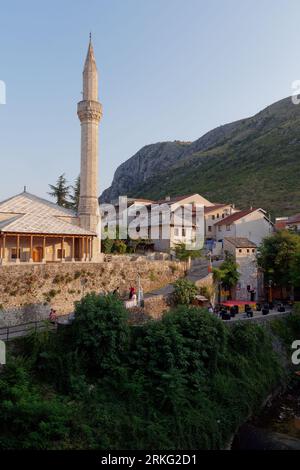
[
  {"left": 214, "top": 208, "right": 273, "bottom": 246},
  {"left": 224, "top": 237, "right": 263, "bottom": 301},
  {"left": 103, "top": 193, "right": 208, "bottom": 253}
]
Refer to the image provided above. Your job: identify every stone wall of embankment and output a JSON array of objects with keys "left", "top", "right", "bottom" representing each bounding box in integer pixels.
[{"left": 0, "top": 258, "right": 185, "bottom": 326}]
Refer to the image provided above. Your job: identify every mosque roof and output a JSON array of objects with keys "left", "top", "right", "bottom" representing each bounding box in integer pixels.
[{"left": 0, "top": 192, "right": 95, "bottom": 236}]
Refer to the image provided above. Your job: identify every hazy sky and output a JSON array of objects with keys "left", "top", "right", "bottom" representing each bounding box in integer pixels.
[{"left": 1, "top": 0, "right": 300, "bottom": 201}]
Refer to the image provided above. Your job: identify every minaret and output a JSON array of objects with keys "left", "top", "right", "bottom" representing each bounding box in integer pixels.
[{"left": 77, "top": 36, "right": 102, "bottom": 259}]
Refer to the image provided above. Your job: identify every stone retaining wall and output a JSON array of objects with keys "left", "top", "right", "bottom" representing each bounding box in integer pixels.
[{"left": 0, "top": 258, "right": 184, "bottom": 326}]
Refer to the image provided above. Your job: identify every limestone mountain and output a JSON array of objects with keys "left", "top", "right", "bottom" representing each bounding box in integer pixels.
[{"left": 100, "top": 97, "right": 300, "bottom": 216}]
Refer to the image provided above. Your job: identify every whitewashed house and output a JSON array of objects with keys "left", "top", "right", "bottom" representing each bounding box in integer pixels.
[
  {"left": 214, "top": 208, "right": 273, "bottom": 247},
  {"left": 102, "top": 194, "right": 207, "bottom": 253}
]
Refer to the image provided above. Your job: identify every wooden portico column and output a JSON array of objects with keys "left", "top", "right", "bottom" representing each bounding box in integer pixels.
[
  {"left": 42, "top": 236, "right": 46, "bottom": 263},
  {"left": 61, "top": 237, "right": 65, "bottom": 263},
  {"left": 81, "top": 237, "right": 85, "bottom": 262},
  {"left": 16, "top": 235, "right": 20, "bottom": 264},
  {"left": 86, "top": 237, "right": 89, "bottom": 262},
  {"left": 29, "top": 235, "right": 33, "bottom": 263},
  {"left": 72, "top": 236, "right": 75, "bottom": 262},
  {"left": 0, "top": 234, "right": 6, "bottom": 264}
]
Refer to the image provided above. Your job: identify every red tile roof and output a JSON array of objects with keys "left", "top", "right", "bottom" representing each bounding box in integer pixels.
[
  {"left": 214, "top": 208, "right": 257, "bottom": 226},
  {"left": 287, "top": 213, "right": 300, "bottom": 224}
]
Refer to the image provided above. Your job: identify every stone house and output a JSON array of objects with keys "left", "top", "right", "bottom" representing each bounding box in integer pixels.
[{"left": 224, "top": 237, "right": 261, "bottom": 301}]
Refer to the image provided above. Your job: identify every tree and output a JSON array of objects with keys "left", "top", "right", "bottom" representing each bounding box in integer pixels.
[
  {"left": 258, "top": 230, "right": 300, "bottom": 290},
  {"left": 112, "top": 240, "right": 127, "bottom": 254},
  {"left": 48, "top": 174, "right": 71, "bottom": 208},
  {"left": 172, "top": 279, "right": 198, "bottom": 305},
  {"left": 291, "top": 250, "right": 300, "bottom": 289},
  {"left": 72, "top": 293, "right": 129, "bottom": 375},
  {"left": 213, "top": 254, "right": 240, "bottom": 300},
  {"left": 102, "top": 237, "right": 114, "bottom": 254},
  {"left": 174, "top": 243, "right": 202, "bottom": 273},
  {"left": 69, "top": 176, "right": 80, "bottom": 211}
]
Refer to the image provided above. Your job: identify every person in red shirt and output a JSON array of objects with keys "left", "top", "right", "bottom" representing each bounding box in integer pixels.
[{"left": 129, "top": 286, "right": 135, "bottom": 300}]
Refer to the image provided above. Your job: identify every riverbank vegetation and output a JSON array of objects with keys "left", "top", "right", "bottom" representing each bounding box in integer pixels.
[{"left": 0, "top": 294, "right": 299, "bottom": 450}]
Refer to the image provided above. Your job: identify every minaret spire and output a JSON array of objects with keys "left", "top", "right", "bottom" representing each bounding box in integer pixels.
[{"left": 77, "top": 37, "right": 103, "bottom": 260}]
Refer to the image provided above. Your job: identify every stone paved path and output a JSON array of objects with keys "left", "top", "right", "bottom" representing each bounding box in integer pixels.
[{"left": 145, "top": 258, "right": 210, "bottom": 299}]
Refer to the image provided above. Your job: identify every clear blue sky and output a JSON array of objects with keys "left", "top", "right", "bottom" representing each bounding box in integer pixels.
[{"left": 0, "top": 0, "right": 300, "bottom": 201}]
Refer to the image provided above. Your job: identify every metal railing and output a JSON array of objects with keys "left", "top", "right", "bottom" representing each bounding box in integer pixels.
[{"left": 0, "top": 320, "right": 57, "bottom": 342}]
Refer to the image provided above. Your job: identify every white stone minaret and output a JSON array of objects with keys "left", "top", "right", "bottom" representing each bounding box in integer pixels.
[{"left": 77, "top": 36, "right": 102, "bottom": 259}]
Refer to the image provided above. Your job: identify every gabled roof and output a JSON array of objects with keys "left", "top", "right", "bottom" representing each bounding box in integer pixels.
[
  {"left": 214, "top": 208, "right": 262, "bottom": 226},
  {"left": 0, "top": 192, "right": 75, "bottom": 217},
  {"left": 155, "top": 193, "right": 212, "bottom": 207},
  {"left": 155, "top": 194, "right": 195, "bottom": 204},
  {"left": 0, "top": 192, "right": 95, "bottom": 236},
  {"left": 225, "top": 237, "right": 257, "bottom": 248},
  {"left": 204, "top": 204, "right": 229, "bottom": 214},
  {"left": 287, "top": 213, "right": 300, "bottom": 224}
]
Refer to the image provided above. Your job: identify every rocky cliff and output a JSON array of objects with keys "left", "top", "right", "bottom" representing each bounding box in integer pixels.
[{"left": 100, "top": 97, "right": 300, "bottom": 216}]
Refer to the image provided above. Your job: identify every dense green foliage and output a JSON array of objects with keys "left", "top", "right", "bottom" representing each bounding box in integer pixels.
[
  {"left": 69, "top": 175, "right": 81, "bottom": 211},
  {"left": 213, "top": 254, "right": 240, "bottom": 297},
  {"left": 1, "top": 294, "right": 298, "bottom": 450},
  {"left": 258, "top": 231, "right": 300, "bottom": 291},
  {"left": 172, "top": 279, "right": 198, "bottom": 305},
  {"left": 174, "top": 243, "right": 202, "bottom": 262},
  {"left": 101, "top": 225, "right": 152, "bottom": 255},
  {"left": 72, "top": 293, "right": 130, "bottom": 374},
  {"left": 127, "top": 97, "right": 300, "bottom": 216}
]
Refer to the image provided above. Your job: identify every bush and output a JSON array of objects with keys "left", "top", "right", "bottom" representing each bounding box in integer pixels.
[
  {"left": 172, "top": 279, "right": 198, "bottom": 305},
  {"left": 0, "top": 357, "right": 73, "bottom": 449},
  {"left": 112, "top": 240, "right": 127, "bottom": 255},
  {"left": 72, "top": 293, "right": 130, "bottom": 375},
  {"left": 0, "top": 295, "right": 290, "bottom": 450},
  {"left": 102, "top": 238, "right": 114, "bottom": 254}
]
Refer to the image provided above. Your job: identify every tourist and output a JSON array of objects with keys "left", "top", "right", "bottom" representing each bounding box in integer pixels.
[
  {"left": 49, "top": 309, "right": 57, "bottom": 323},
  {"left": 129, "top": 286, "right": 135, "bottom": 300}
]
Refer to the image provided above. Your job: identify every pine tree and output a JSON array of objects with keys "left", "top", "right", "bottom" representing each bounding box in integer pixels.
[
  {"left": 69, "top": 176, "right": 80, "bottom": 211},
  {"left": 48, "top": 174, "right": 71, "bottom": 208}
]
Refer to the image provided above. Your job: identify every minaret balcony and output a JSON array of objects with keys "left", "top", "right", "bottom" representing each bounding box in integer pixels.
[{"left": 77, "top": 100, "right": 103, "bottom": 123}]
